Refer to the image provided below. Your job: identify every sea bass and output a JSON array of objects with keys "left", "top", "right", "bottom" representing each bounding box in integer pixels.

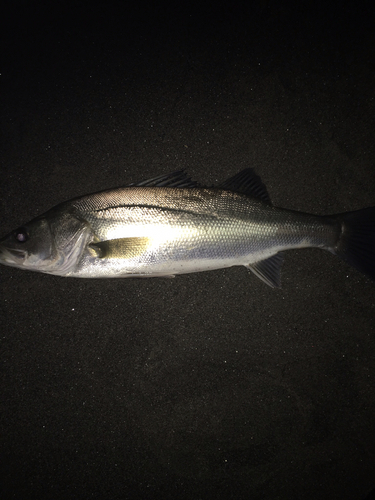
[{"left": 0, "top": 169, "right": 374, "bottom": 287}]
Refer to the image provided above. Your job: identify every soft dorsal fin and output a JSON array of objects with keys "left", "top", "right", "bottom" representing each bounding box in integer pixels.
[
  {"left": 246, "top": 253, "right": 284, "bottom": 288},
  {"left": 219, "top": 168, "right": 271, "bottom": 204},
  {"left": 128, "top": 170, "right": 199, "bottom": 188}
]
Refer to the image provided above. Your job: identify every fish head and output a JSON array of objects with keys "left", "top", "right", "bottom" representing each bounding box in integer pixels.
[
  {"left": 0, "top": 216, "right": 55, "bottom": 270},
  {"left": 0, "top": 209, "right": 92, "bottom": 275}
]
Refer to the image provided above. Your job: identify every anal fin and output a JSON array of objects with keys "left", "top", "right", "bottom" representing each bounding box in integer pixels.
[{"left": 246, "top": 253, "right": 284, "bottom": 288}]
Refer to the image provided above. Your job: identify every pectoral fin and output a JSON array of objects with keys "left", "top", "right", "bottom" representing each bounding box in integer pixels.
[{"left": 89, "top": 237, "right": 151, "bottom": 259}]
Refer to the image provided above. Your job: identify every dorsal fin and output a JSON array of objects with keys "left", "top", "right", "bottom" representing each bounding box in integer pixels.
[
  {"left": 128, "top": 170, "right": 199, "bottom": 188},
  {"left": 219, "top": 168, "right": 271, "bottom": 204}
]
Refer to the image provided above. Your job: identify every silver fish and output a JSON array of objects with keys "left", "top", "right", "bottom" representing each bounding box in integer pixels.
[{"left": 0, "top": 169, "right": 374, "bottom": 287}]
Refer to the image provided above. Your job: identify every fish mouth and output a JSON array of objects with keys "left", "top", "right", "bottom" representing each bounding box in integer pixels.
[{"left": 0, "top": 246, "right": 26, "bottom": 265}]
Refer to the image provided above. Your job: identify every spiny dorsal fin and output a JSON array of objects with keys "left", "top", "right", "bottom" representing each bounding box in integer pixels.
[
  {"left": 128, "top": 170, "right": 199, "bottom": 188},
  {"left": 246, "top": 253, "right": 284, "bottom": 288},
  {"left": 219, "top": 168, "right": 271, "bottom": 204}
]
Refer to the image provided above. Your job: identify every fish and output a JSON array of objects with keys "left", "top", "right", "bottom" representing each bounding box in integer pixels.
[{"left": 0, "top": 169, "right": 374, "bottom": 287}]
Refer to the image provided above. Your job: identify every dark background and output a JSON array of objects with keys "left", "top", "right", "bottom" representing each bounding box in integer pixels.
[{"left": 1, "top": 1, "right": 375, "bottom": 499}]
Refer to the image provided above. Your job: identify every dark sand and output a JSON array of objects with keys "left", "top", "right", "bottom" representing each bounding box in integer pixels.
[{"left": 1, "top": 2, "right": 375, "bottom": 499}]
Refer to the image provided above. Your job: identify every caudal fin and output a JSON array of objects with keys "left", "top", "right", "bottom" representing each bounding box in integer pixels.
[{"left": 335, "top": 207, "right": 375, "bottom": 281}]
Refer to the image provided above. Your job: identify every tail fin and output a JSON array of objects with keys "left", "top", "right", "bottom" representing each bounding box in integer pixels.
[{"left": 335, "top": 207, "right": 375, "bottom": 281}]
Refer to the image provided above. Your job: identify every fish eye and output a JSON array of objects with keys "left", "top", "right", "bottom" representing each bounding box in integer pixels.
[{"left": 14, "top": 228, "right": 29, "bottom": 243}]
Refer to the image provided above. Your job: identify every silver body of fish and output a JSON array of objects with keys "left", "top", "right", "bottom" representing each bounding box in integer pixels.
[{"left": 0, "top": 169, "right": 374, "bottom": 287}]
